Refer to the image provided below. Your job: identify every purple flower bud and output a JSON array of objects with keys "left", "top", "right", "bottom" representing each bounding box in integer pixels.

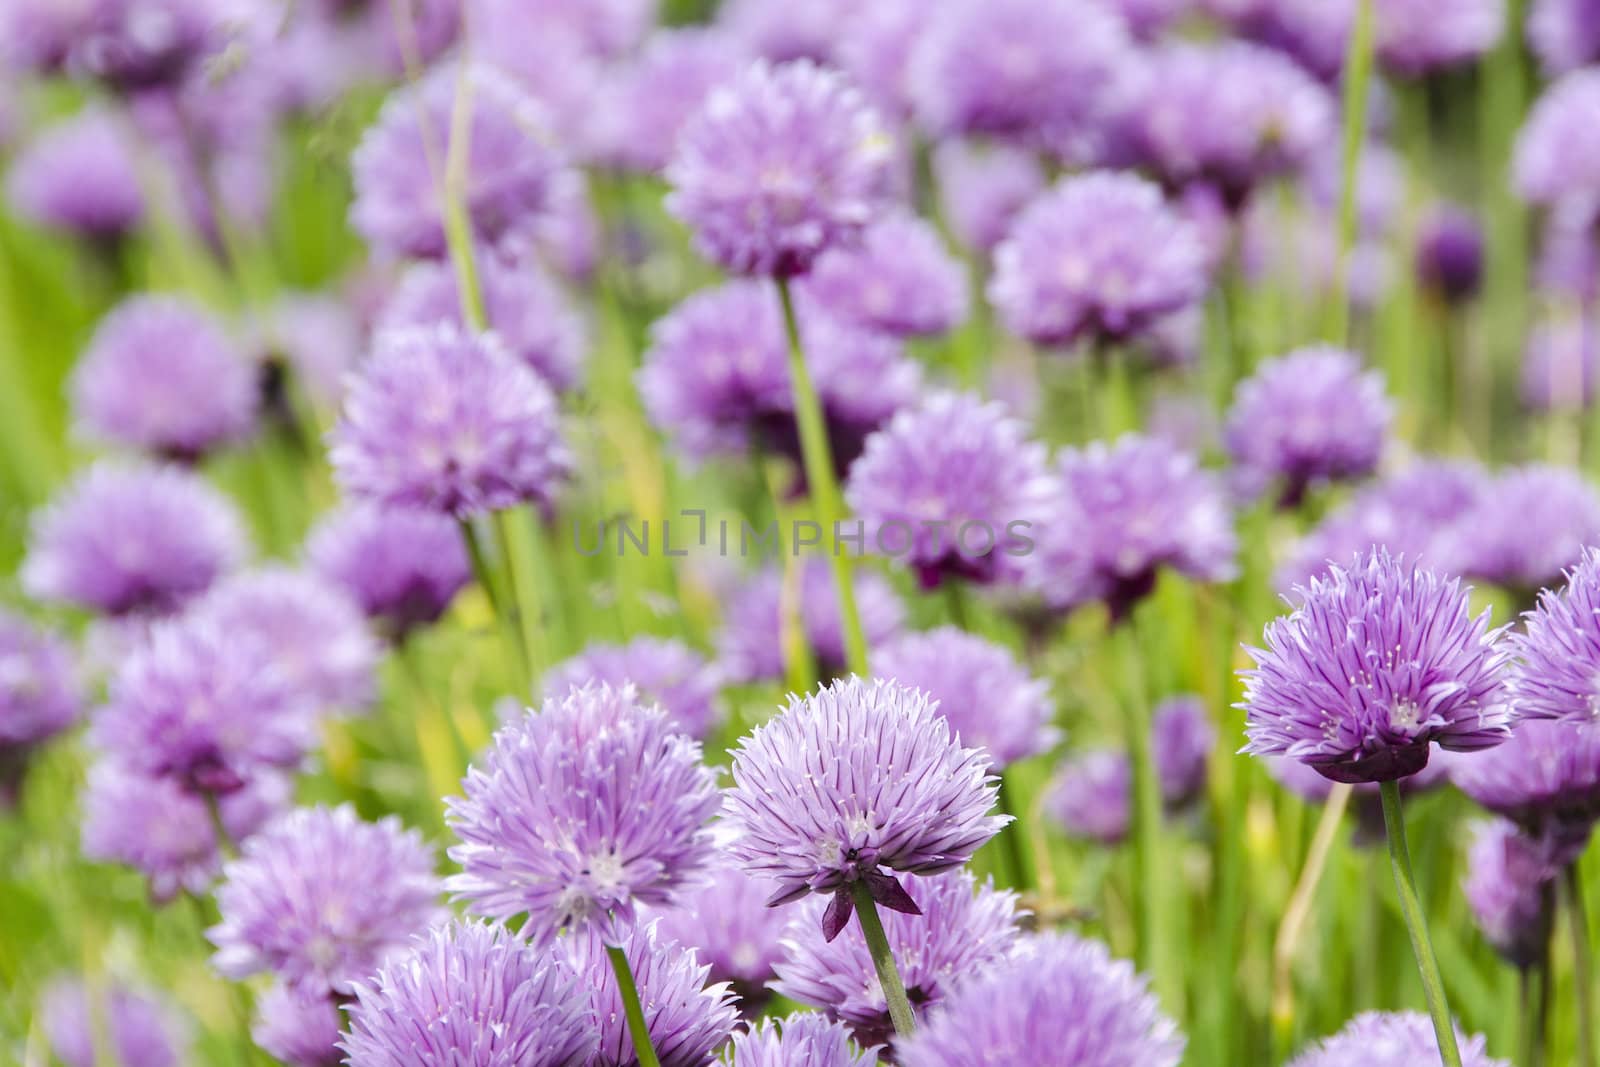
[{"left": 1416, "top": 205, "right": 1486, "bottom": 303}]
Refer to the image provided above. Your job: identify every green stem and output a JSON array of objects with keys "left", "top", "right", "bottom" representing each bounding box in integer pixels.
[
  {"left": 1326, "top": 0, "right": 1375, "bottom": 346},
  {"left": 1272, "top": 783, "right": 1353, "bottom": 1045},
  {"left": 492, "top": 507, "right": 546, "bottom": 686},
  {"left": 459, "top": 518, "right": 501, "bottom": 614},
  {"left": 1567, "top": 865, "right": 1598, "bottom": 1067},
  {"left": 850, "top": 881, "right": 917, "bottom": 1036},
  {"left": 775, "top": 277, "right": 869, "bottom": 677},
  {"left": 606, "top": 945, "right": 662, "bottom": 1067},
  {"left": 1521, "top": 962, "right": 1546, "bottom": 1067},
  {"left": 995, "top": 775, "right": 1032, "bottom": 890},
  {"left": 442, "top": 66, "right": 488, "bottom": 332},
  {"left": 1379, "top": 780, "right": 1463, "bottom": 1067},
  {"left": 203, "top": 791, "right": 237, "bottom": 861},
  {"left": 1117, "top": 622, "right": 1177, "bottom": 1013}
]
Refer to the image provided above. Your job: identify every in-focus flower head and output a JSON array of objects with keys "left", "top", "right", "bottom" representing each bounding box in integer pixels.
[
  {"left": 1242, "top": 549, "right": 1512, "bottom": 783},
  {"left": 561, "top": 920, "right": 740, "bottom": 1067},
  {"left": 1515, "top": 69, "right": 1600, "bottom": 206},
  {"left": 1224, "top": 346, "right": 1392, "bottom": 507},
  {"left": 722, "top": 676, "right": 1008, "bottom": 940},
  {"left": 446, "top": 683, "right": 720, "bottom": 946},
  {"left": 1036, "top": 434, "right": 1237, "bottom": 619},
  {"left": 0, "top": 611, "right": 82, "bottom": 801},
  {"left": 989, "top": 171, "right": 1208, "bottom": 349},
  {"left": 5, "top": 108, "right": 145, "bottom": 241},
  {"left": 1431, "top": 463, "right": 1600, "bottom": 594},
  {"left": 846, "top": 391, "right": 1055, "bottom": 589},
  {"left": 342, "top": 920, "right": 599, "bottom": 1067},
  {"left": 542, "top": 638, "right": 724, "bottom": 741},
  {"left": 1508, "top": 548, "right": 1600, "bottom": 723},
  {"left": 71, "top": 295, "right": 257, "bottom": 461},
  {"left": 773, "top": 870, "right": 1022, "bottom": 1046},
  {"left": 190, "top": 567, "right": 379, "bottom": 718},
  {"left": 1452, "top": 719, "right": 1600, "bottom": 858},
  {"left": 351, "top": 62, "right": 567, "bottom": 260},
  {"left": 666, "top": 59, "right": 894, "bottom": 277},
  {"left": 91, "top": 616, "right": 314, "bottom": 795},
  {"left": 1044, "top": 749, "right": 1131, "bottom": 845},
  {"left": 1286, "top": 1011, "right": 1507, "bottom": 1067},
  {"left": 1123, "top": 40, "right": 1335, "bottom": 208},
  {"left": 801, "top": 212, "right": 968, "bottom": 338},
  {"left": 41, "top": 976, "right": 188, "bottom": 1067},
  {"left": 378, "top": 252, "right": 586, "bottom": 392},
  {"left": 727, "top": 1014, "right": 878, "bottom": 1067},
  {"left": 1463, "top": 818, "right": 1557, "bottom": 969},
  {"left": 305, "top": 503, "right": 471, "bottom": 642},
  {"left": 21, "top": 461, "right": 247, "bottom": 617},
  {"left": 716, "top": 560, "right": 905, "bottom": 683},
  {"left": 907, "top": 0, "right": 1131, "bottom": 146},
  {"left": 252, "top": 983, "right": 345, "bottom": 1067},
  {"left": 209, "top": 805, "right": 443, "bottom": 994},
  {"left": 330, "top": 323, "right": 571, "bottom": 518},
  {"left": 933, "top": 140, "right": 1048, "bottom": 254},
  {"left": 894, "top": 930, "right": 1185, "bottom": 1067},
  {"left": 872, "top": 626, "right": 1058, "bottom": 769},
  {"left": 81, "top": 759, "right": 290, "bottom": 903}
]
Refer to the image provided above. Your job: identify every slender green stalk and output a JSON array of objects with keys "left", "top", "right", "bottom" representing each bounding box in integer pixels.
[
  {"left": 1567, "top": 865, "right": 1598, "bottom": 1067},
  {"left": 1326, "top": 0, "right": 1375, "bottom": 346},
  {"left": 458, "top": 519, "right": 503, "bottom": 615},
  {"left": 1379, "top": 780, "right": 1463, "bottom": 1067},
  {"left": 442, "top": 66, "right": 488, "bottom": 332},
  {"left": 850, "top": 881, "right": 917, "bottom": 1036},
  {"left": 203, "top": 791, "right": 237, "bottom": 861},
  {"left": 493, "top": 507, "right": 546, "bottom": 686},
  {"left": 606, "top": 945, "right": 662, "bottom": 1067},
  {"left": 944, "top": 580, "right": 971, "bottom": 631},
  {"left": 775, "top": 277, "right": 869, "bottom": 677},
  {"left": 395, "top": 637, "right": 472, "bottom": 774},
  {"left": 1522, "top": 963, "right": 1547, "bottom": 1067},
  {"left": 994, "top": 776, "right": 1032, "bottom": 891},
  {"left": 1272, "top": 783, "right": 1353, "bottom": 1045}
]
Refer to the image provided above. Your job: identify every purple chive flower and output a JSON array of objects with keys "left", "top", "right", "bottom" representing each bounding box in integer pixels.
[
  {"left": 254, "top": 292, "right": 365, "bottom": 410},
  {"left": 5, "top": 108, "right": 145, "bottom": 241},
  {"left": 1522, "top": 313, "right": 1598, "bottom": 412},
  {"left": 210, "top": 805, "right": 443, "bottom": 994},
  {"left": 933, "top": 140, "right": 1048, "bottom": 254},
  {"left": 1508, "top": 548, "right": 1600, "bottom": 722},
  {"left": 1045, "top": 749, "right": 1132, "bottom": 845},
  {"left": 989, "top": 171, "right": 1208, "bottom": 350},
  {"left": 21, "top": 461, "right": 247, "bottom": 617},
  {"left": 716, "top": 560, "right": 906, "bottom": 683},
  {"left": 1431, "top": 464, "right": 1600, "bottom": 594},
  {"left": 0, "top": 612, "right": 82, "bottom": 803},
  {"left": 542, "top": 639, "right": 724, "bottom": 741},
  {"left": 253, "top": 983, "right": 346, "bottom": 1067},
  {"left": 907, "top": 0, "right": 1130, "bottom": 146},
  {"left": 1453, "top": 719, "right": 1600, "bottom": 860},
  {"left": 1153, "top": 696, "right": 1215, "bottom": 810},
  {"left": 305, "top": 503, "right": 471, "bottom": 642},
  {"left": 727, "top": 1014, "right": 878, "bottom": 1067},
  {"left": 351, "top": 63, "right": 567, "bottom": 261},
  {"left": 67, "top": 0, "right": 252, "bottom": 91},
  {"left": 562, "top": 921, "right": 740, "bottom": 1067},
  {"left": 472, "top": 0, "right": 653, "bottom": 60},
  {"left": 638, "top": 281, "right": 920, "bottom": 472},
  {"left": 845, "top": 391, "right": 1055, "bottom": 589},
  {"left": 446, "top": 684, "right": 720, "bottom": 946},
  {"left": 1123, "top": 41, "right": 1335, "bottom": 208},
  {"left": 651, "top": 854, "right": 791, "bottom": 1003},
  {"left": 831, "top": 0, "right": 923, "bottom": 119},
  {"left": 191, "top": 567, "right": 379, "bottom": 718},
  {"left": 1107, "top": 0, "right": 1192, "bottom": 37},
  {"left": 722, "top": 676, "right": 1009, "bottom": 940},
  {"left": 81, "top": 760, "right": 290, "bottom": 903},
  {"left": 1416, "top": 205, "right": 1486, "bottom": 303},
  {"left": 592, "top": 28, "right": 745, "bottom": 174},
  {"left": 70, "top": 295, "right": 257, "bottom": 461},
  {"left": 91, "top": 617, "right": 313, "bottom": 795},
  {"left": 719, "top": 0, "right": 852, "bottom": 64},
  {"left": 342, "top": 920, "right": 599, "bottom": 1067},
  {"left": 895, "top": 931, "right": 1185, "bottom": 1067},
  {"left": 1276, "top": 458, "right": 1487, "bottom": 591},
  {"left": 42, "top": 977, "right": 188, "bottom": 1067},
  {"left": 1463, "top": 818, "right": 1557, "bottom": 969},
  {"left": 1287, "top": 1012, "right": 1507, "bottom": 1067},
  {"left": 1374, "top": 0, "right": 1505, "bottom": 76},
  {"left": 1224, "top": 347, "right": 1392, "bottom": 507},
  {"left": 1529, "top": 0, "right": 1600, "bottom": 75},
  {"left": 666, "top": 59, "right": 894, "bottom": 277},
  {"left": 873, "top": 627, "right": 1058, "bottom": 769},
  {"left": 773, "top": 870, "right": 1022, "bottom": 1046},
  {"left": 1242, "top": 549, "right": 1512, "bottom": 784},
  {"left": 377, "top": 253, "right": 586, "bottom": 392},
  {"left": 1035, "top": 435, "right": 1237, "bottom": 619},
  {"left": 1515, "top": 70, "right": 1600, "bottom": 206},
  {"left": 330, "top": 324, "right": 570, "bottom": 518},
  {"left": 801, "top": 213, "right": 969, "bottom": 338}
]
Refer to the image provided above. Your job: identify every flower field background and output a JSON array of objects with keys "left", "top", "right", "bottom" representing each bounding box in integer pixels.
[{"left": 0, "top": 0, "right": 1598, "bottom": 1065}]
